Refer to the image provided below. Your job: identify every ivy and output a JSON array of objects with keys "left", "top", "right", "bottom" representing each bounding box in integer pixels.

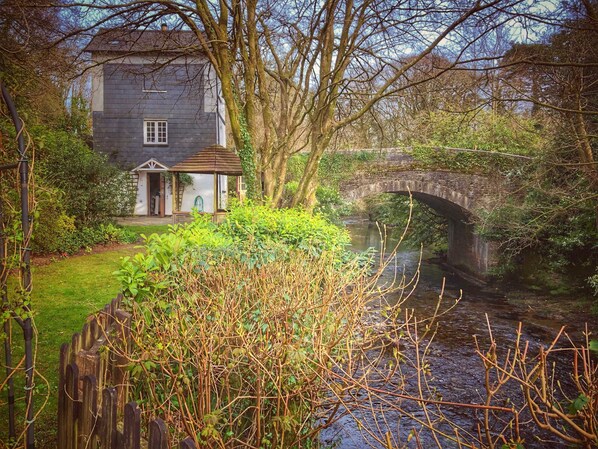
[{"left": 237, "top": 111, "right": 259, "bottom": 201}]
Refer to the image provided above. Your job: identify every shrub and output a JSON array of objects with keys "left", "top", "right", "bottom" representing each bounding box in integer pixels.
[
  {"left": 34, "top": 126, "right": 136, "bottom": 224},
  {"left": 220, "top": 203, "right": 351, "bottom": 257},
  {"left": 34, "top": 222, "right": 137, "bottom": 255},
  {"left": 284, "top": 151, "right": 380, "bottom": 220},
  {"left": 30, "top": 185, "right": 77, "bottom": 253},
  {"left": 121, "top": 251, "right": 373, "bottom": 447},
  {"left": 114, "top": 204, "right": 377, "bottom": 447},
  {"left": 313, "top": 185, "right": 349, "bottom": 222},
  {"left": 282, "top": 182, "right": 349, "bottom": 223},
  {"left": 116, "top": 205, "right": 353, "bottom": 301},
  {"left": 2, "top": 121, "right": 137, "bottom": 255},
  {"left": 477, "top": 171, "right": 597, "bottom": 294}
]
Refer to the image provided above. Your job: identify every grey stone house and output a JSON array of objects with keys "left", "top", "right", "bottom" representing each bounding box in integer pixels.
[{"left": 85, "top": 27, "right": 231, "bottom": 216}]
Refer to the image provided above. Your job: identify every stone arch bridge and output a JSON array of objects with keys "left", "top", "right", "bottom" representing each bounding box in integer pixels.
[{"left": 339, "top": 150, "right": 508, "bottom": 281}]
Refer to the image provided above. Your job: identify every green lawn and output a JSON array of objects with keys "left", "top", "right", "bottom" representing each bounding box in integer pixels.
[
  {"left": 120, "top": 224, "right": 171, "bottom": 238},
  {"left": 1, "top": 245, "right": 141, "bottom": 448}
]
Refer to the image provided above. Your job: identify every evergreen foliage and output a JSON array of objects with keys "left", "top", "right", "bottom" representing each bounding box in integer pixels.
[
  {"left": 407, "top": 110, "right": 543, "bottom": 175},
  {"left": 0, "top": 121, "right": 137, "bottom": 254}
]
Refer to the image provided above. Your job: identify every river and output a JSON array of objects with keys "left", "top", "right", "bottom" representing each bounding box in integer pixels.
[{"left": 320, "top": 221, "right": 596, "bottom": 449}]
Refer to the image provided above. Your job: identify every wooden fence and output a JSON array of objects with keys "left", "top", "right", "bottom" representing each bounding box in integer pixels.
[{"left": 57, "top": 295, "right": 196, "bottom": 449}]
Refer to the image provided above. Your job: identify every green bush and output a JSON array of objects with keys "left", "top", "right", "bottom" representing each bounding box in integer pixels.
[
  {"left": 313, "top": 184, "right": 350, "bottom": 222},
  {"left": 221, "top": 202, "right": 351, "bottom": 255},
  {"left": 113, "top": 204, "right": 374, "bottom": 447},
  {"left": 478, "top": 170, "right": 597, "bottom": 295},
  {"left": 30, "top": 185, "right": 77, "bottom": 253},
  {"left": 35, "top": 126, "right": 136, "bottom": 224},
  {"left": 35, "top": 222, "right": 137, "bottom": 255},
  {"left": 116, "top": 204, "right": 353, "bottom": 301},
  {"left": 2, "top": 121, "right": 137, "bottom": 254},
  {"left": 406, "top": 110, "right": 543, "bottom": 174}
]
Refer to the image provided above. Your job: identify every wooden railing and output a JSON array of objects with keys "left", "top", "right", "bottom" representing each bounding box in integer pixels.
[{"left": 57, "top": 295, "right": 196, "bottom": 449}]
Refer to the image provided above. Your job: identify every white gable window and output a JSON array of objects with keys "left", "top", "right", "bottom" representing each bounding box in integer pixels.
[{"left": 144, "top": 120, "right": 168, "bottom": 145}]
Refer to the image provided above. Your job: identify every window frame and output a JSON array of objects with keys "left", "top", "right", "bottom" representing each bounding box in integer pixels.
[{"left": 143, "top": 119, "right": 168, "bottom": 145}]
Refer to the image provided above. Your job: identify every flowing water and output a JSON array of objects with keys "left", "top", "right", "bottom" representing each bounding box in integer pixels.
[{"left": 321, "top": 221, "right": 596, "bottom": 449}]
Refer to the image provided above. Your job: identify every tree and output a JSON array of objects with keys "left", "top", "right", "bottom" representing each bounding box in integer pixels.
[
  {"left": 66, "top": 0, "right": 516, "bottom": 208},
  {"left": 498, "top": 1, "right": 598, "bottom": 187},
  {"left": 0, "top": 0, "right": 77, "bottom": 125},
  {"left": 333, "top": 53, "right": 483, "bottom": 149},
  {"left": 460, "top": 2, "right": 598, "bottom": 291}
]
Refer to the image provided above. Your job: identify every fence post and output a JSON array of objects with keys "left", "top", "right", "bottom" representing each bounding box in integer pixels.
[
  {"left": 123, "top": 402, "right": 141, "bottom": 449},
  {"left": 101, "top": 387, "right": 118, "bottom": 449},
  {"left": 70, "top": 333, "right": 82, "bottom": 364},
  {"left": 179, "top": 437, "right": 196, "bottom": 449},
  {"left": 79, "top": 375, "right": 98, "bottom": 449},
  {"left": 81, "top": 321, "right": 92, "bottom": 350},
  {"left": 64, "top": 363, "right": 80, "bottom": 449},
  {"left": 90, "top": 315, "right": 100, "bottom": 342},
  {"left": 148, "top": 419, "right": 168, "bottom": 449},
  {"left": 113, "top": 309, "right": 131, "bottom": 407},
  {"left": 57, "top": 343, "right": 71, "bottom": 448}
]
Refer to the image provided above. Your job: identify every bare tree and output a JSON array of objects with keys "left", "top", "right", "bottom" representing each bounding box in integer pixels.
[
  {"left": 484, "top": 0, "right": 598, "bottom": 187},
  {"left": 63, "top": 0, "right": 530, "bottom": 207}
]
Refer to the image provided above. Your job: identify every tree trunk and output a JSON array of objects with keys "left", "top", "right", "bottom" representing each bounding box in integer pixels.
[
  {"left": 271, "top": 152, "right": 289, "bottom": 207},
  {"left": 292, "top": 135, "right": 329, "bottom": 210},
  {"left": 571, "top": 110, "right": 598, "bottom": 188}
]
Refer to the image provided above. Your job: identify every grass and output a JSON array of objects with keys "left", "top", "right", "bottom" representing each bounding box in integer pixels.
[
  {"left": 120, "top": 224, "right": 171, "bottom": 238},
  {"left": 1, "top": 244, "right": 143, "bottom": 448}
]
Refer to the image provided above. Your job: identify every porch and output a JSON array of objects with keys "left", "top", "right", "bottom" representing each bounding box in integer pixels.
[{"left": 130, "top": 144, "right": 244, "bottom": 223}]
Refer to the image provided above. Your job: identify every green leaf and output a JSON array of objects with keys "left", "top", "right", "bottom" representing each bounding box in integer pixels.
[{"left": 568, "top": 393, "right": 589, "bottom": 414}]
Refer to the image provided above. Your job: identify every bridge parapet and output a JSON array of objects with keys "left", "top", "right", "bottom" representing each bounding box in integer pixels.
[{"left": 342, "top": 168, "right": 504, "bottom": 214}]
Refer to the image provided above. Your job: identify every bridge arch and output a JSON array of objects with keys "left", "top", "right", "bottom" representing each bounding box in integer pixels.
[
  {"left": 341, "top": 170, "right": 501, "bottom": 281},
  {"left": 344, "top": 178, "right": 475, "bottom": 218}
]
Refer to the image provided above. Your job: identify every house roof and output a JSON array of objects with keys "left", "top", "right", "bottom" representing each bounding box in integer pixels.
[
  {"left": 169, "top": 145, "right": 243, "bottom": 175},
  {"left": 84, "top": 28, "right": 202, "bottom": 54}
]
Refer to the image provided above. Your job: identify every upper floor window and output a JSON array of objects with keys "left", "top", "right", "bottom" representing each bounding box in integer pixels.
[
  {"left": 143, "top": 72, "right": 167, "bottom": 93},
  {"left": 144, "top": 120, "right": 168, "bottom": 145}
]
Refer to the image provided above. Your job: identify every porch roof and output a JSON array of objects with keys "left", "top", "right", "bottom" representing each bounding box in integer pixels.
[
  {"left": 131, "top": 158, "right": 169, "bottom": 172},
  {"left": 169, "top": 144, "right": 243, "bottom": 175}
]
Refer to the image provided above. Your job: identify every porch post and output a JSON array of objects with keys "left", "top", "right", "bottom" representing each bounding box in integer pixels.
[
  {"left": 213, "top": 173, "right": 218, "bottom": 221},
  {"left": 159, "top": 174, "right": 165, "bottom": 218},
  {"left": 172, "top": 172, "right": 178, "bottom": 213}
]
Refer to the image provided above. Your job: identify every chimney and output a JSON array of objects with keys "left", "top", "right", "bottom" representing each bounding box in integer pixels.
[{"left": 161, "top": 23, "right": 168, "bottom": 31}]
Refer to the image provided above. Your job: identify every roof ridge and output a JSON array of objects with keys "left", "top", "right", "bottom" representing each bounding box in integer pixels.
[{"left": 85, "top": 27, "right": 203, "bottom": 54}]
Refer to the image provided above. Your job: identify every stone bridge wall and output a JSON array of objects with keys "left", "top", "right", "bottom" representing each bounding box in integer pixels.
[
  {"left": 342, "top": 168, "right": 501, "bottom": 213},
  {"left": 340, "top": 161, "right": 507, "bottom": 281}
]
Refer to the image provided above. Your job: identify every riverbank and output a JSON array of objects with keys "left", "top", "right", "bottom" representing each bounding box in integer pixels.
[{"left": 347, "top": 217, "right": 597, "bottom": 304}]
